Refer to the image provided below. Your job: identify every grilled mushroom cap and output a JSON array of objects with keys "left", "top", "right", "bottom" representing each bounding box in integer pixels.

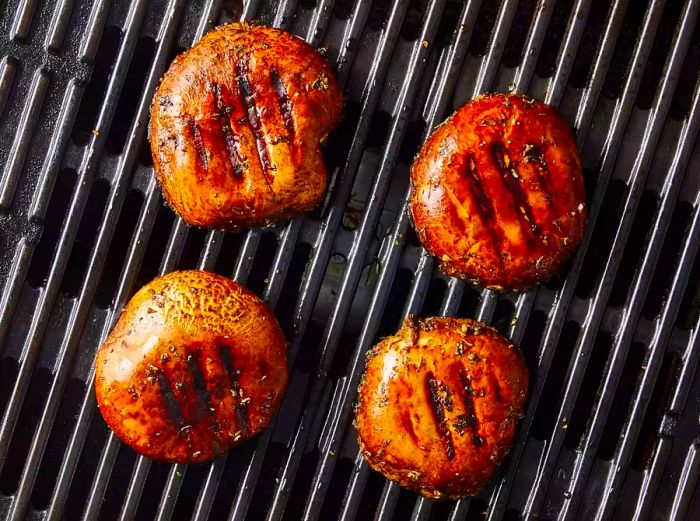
[
  {"left": 150, "top": 23, "right": 342, "bottom": 230},
  {"left": 94, "top": 270, "right": 288, "bottom": 463},
  {"left": 410, "top": 93, "right": 587, "bottom": 290},
  {"left": 355, "top": 317, "right": 528, "bottom": 499}
]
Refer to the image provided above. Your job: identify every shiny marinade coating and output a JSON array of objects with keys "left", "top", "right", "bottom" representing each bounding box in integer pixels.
[
  {"left": 95, "top": 270, "right": 288, "bottom": 463},
  {"left": 410, "top": 93, "right": 587, "bottom": 290},
  {"left": 355, "top": 317, "right": 528, "bottom": 499},
  {"left": 150, "top": 23, "right": 343, "bottom": 229}
]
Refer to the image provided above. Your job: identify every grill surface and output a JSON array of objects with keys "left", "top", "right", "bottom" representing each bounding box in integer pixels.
[{"left": 0, "top": 0, "right": 699, "bottom": 520}]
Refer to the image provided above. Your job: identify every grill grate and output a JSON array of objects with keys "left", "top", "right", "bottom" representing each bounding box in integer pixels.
[{"left": 0, "top": 0, "right": 699, "bottom": 520}]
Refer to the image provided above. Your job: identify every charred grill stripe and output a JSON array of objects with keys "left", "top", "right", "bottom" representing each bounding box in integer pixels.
[
  {"left": 462, "top": 154, "right": 505, "bottom": 263},
  {"left": 492, "top": 377, "right": 503, "bottom": 403},
  {"left": 236, "top": 62, "right": 275, "bottom": 191},
  {"left": 270, "top": 69, "right": 295, "bottom": 139},
  {"left": 524, "top": 143, "right": 553, "bottom": 200},
  {"left": 219, "top": 344, "right": 249, "bottom": 434},
  {"left": 425, "top": 373, "right": 455, "bottom": 460},
  {"left": 490, "top": 141, "right": 542, "bottom": 241},
  {"left": 156, "top": 372, "right": 185, "bottom": 427},
  {"left": 457, "top": 368, "right": 484, "bottom": 448},
  {"left": 465, "top": 153, "right": 495, "bottom": 222},
  {"left": 188, "top": 119, "right": 208, "bottom": 171},
  {"left": 214, "top": 83, "right": 246, "bottom": 178},
  {"left": 186, "top": 352, "right": 213, "bottom": 422}
]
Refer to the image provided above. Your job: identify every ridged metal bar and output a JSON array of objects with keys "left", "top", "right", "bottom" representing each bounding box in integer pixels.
[
  {"left": 0, "top": 55, "right": 17, "bottom": 118},
  {"left": 485, "top": 1, "right": 666, "bottom": 517},
  {"left": 511, "top": 0, "right": 557, "bottom": 92},
  {"left": 561, "top": 64, "right": 700, "bottom": 521},
  {"left": 44, "top": 0, "right": 74, "bottom": 51},
  {"left": 10, "top": 0, "right": 39, "bottom": 40},
  {"left": 544, "top": 0, "right": 593, "bottom": 105},
  {"left": 78, "top": 0, "right": 110, "bottom": 62},
  {"left": 574, "top": 0, "right": 630, "bottom": 144},
  {"left": 0, "top": 0, "right": 150, "bottom": 493},
  {"left": 522, "top": 3, "right": 698, "bottom": 517},
  {"left": 45, "top": 180, "right": 163, "bottom": 520},
  {"left": 471, "top": 0, "right": 519, "bottom": 98},
  {"left": 670, "top": 442, "right": 700, "bottom": 520},
  {"left": 0, "top": 68, "right": 49, "bottom": 210},
  {"left": 304, "top": 0, "right": 334, "bottom": 45},
  {"left": 595, "top": 185, "right": 700, "bottom": 521},
  {"left": 632, "top": 437, "right": 673, "bottom": 521}
]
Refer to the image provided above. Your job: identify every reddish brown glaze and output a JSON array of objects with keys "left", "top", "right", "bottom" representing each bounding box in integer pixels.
[
  {"left": 150, "top": 23, "right": 343, "bottom": 229},
  {"left": 94, "top": 270, "right": 288, "bottom": 463},
  {"left": 355, "top": 317, "right": 528, "bottom": 499},
  {"left": 410, "top": 93, "right": 587, "bottom": 290}
]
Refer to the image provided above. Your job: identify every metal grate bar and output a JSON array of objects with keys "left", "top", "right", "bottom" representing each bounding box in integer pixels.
[
  {"left": 79, "top": 0, "right": 111, "bottom": 62},
  {"left": 670, "top": 442, "right": 700, "bottom": 520},
  {"left": 0, "top": 68, "right": 49, "bottom": 210},
  {"left": 561, "top": 70, "right": 700, "bottom": 521},
  {"left": 523, "top": 3, "right": 698, "bottom": 516},
  {"left": 511, "top": 0, "right": 558, "bottom": 93},
  {"left": 10, "top": 0, "right": 39, "bottom": 41},
  {"left": 45, "top": 178, "right": 164, "bottom": 519},
  {"left": 0, "top": 56, "right": 16, "bottom": 118},
  {"left": 44, "top": 0, "right": 74, "bottom": 51},
  {"left": 595, "top": 184, "right": 700, "bottom": 520},
  {"left": 573, "top": 0, "right": 630, "bottom": 145},
  {"left": 471, "top": 0, "right": 519, "bottom": 98},
  {"left": 0, "top": 0, "right": 150, "bottom": 494},
  {"left": 633, "top": 437, "right": 674, "bottom": 520},
  {"left": 485, "top": 1, "right": 668, "bottom": 516},
  {"left": 544, "top": 0, "right": 593, "bottom": 105},
  {"left": 118, "top": 456, "right": 151, "bottom": 521}
]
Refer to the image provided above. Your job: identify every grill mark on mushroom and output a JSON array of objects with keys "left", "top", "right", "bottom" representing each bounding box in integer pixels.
[
  {"left": 490, "top": 141, "right": 542, "bottom": 242},
  {"left": 186, "top": 352, "right": 214, "bottom": 423},
  {"left": 456, "top": 367, "right": 484, "bottom": 448},
  {"left": 492, "top": 377, "right": 503, "bottom": 403},
  {"left": 188, "top": 119, "right": 208, "bottom": 172},
  {"left": 214, "top": 82, "right": 246, "bottom": 178},
  {"left": 269, "top": 68, "right": 295, "bottom": 139},
  {"left": 462, "top": 153, "right": 505, "bottom": 261},
  {"left": 425, "top": 372, "right": 455, "bottom": 460},
  {"left": 523, "top": 143, "right": 554, "bottom": 204},
  {"left": 236, "top": 61, "right": 275, "bottom": 192},
  {"left": 219, "top": 344, "right": 249, "bottom": 434},
  {"left": 157, "top": 372, "right": 185, "bottom": 427}
]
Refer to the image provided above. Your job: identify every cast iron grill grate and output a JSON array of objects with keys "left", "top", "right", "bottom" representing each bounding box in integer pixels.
[{"left": 0, "top": 0, "right": 699, "bottom": 520}]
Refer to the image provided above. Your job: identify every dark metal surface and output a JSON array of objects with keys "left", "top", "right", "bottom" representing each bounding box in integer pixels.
[{"left": 0, "top": 0, "right": 699, "bottom": 520}]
